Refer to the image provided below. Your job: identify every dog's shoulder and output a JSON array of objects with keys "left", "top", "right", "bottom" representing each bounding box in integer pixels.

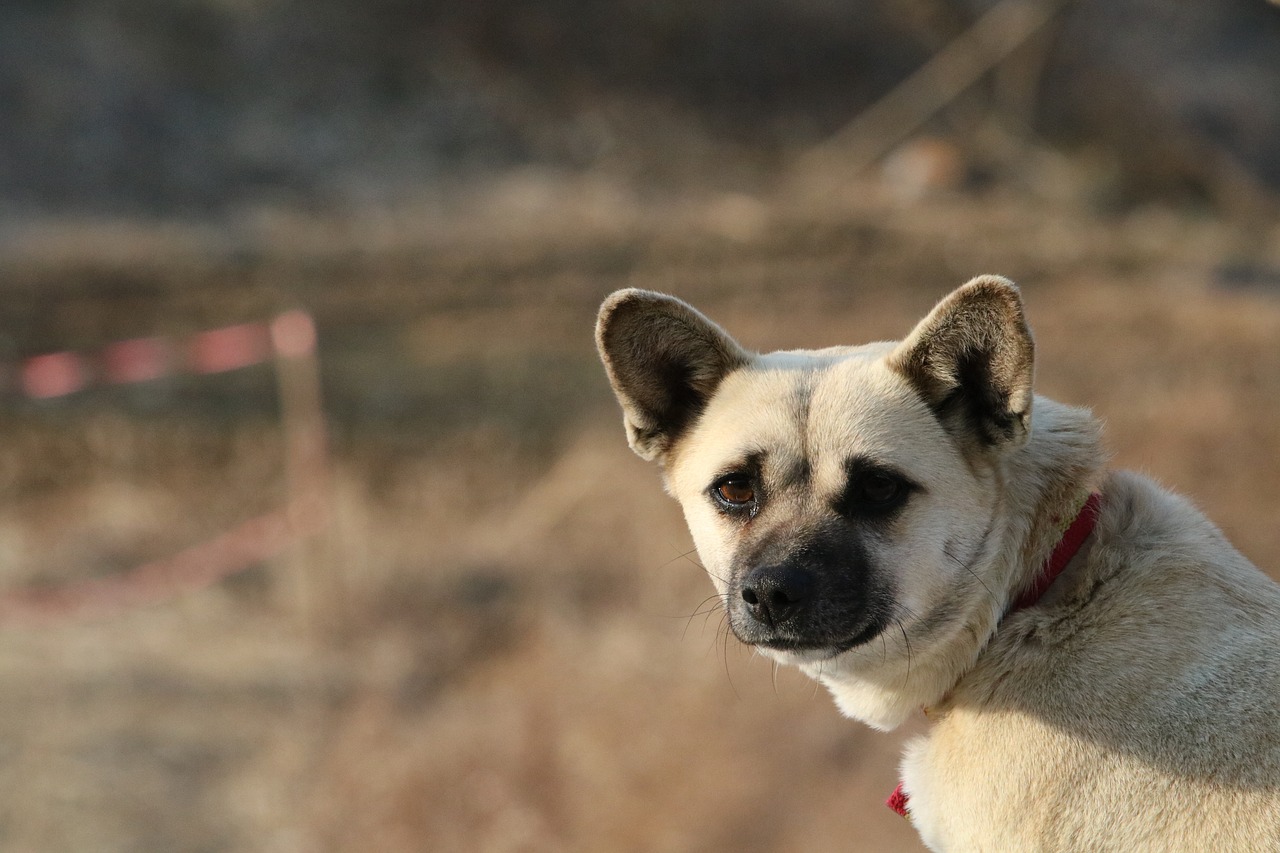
[
  {"left": 976, "top": 468, "right": 1280, "bottom": 712},
  {"left": 913, "top": 470, "right": 1280, "bottom": 848},
  {"left": 1061, "top": 469, "right": 1280, "bottom": 637}
]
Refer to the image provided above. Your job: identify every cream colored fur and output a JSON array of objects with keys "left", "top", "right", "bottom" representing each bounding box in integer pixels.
[
  {"left": 903, "top": 468, "right": 1280, "bottom": 850},
  {"left": 596, "top": 278, "right": 1280, "bottom": 851}
]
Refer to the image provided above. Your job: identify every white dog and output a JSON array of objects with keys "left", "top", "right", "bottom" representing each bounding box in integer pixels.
[{"left": 596, "top": 276, "right": 1280, "bottom": 851}]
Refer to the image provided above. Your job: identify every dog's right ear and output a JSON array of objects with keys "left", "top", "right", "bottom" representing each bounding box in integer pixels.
[{"left": 596, "top": 289, "right": 749, "bottom": 463}]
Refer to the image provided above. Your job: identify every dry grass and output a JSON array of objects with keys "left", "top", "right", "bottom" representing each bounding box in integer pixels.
[{"left": 2, "top": 177, "right": 1279, "bottom": 852}]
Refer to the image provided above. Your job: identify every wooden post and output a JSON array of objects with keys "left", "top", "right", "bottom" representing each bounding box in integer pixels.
[{"left": 271, "top": 310, "right": 336, "bottom": 628}]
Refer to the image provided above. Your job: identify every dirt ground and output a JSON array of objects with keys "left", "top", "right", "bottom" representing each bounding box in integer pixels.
[{"left": 2, "top": 171, "right": 1280, "bottom": 852}]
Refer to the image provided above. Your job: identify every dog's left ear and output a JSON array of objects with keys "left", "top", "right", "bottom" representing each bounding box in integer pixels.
[{"left": 890, "top": 275, "right": 1034, "bottom": 450}]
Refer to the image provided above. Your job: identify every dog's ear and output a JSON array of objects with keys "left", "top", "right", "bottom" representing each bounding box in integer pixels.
[
  {"left": 890, "top": 275, "right": 1034, "bottom": 450},
  {"left": 596, "top": 289, "right": 749, "bottom": 462}
]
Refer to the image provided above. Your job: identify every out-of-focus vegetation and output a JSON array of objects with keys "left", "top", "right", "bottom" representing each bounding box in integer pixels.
[
  {"left": 2, "top": 0, "right": 1279, "bottom": 223},
  {"left": 2, "top": 2, "right": 1279, "bottom": 851}
]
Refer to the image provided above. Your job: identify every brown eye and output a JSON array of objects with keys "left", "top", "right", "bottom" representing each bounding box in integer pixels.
[
  {"left": 835, "top": 462, "right": 914, "bottom": 519},
  {"left": 714, "top": 477, "right": 755, "bottom": 506},
  {"left": 860, "top": 473, "right": 901, "bottom": 505}
]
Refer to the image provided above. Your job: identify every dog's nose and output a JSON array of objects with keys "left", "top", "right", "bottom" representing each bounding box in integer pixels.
[{"left": 740, "top": 565, "right": 813, "bottom": 628}]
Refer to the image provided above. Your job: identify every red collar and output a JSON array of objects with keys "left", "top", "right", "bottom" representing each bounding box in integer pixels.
[
  {"left": 886, "top": 492, "right": 1103, "bottom": 819},
  {"left": 1009, "top": 492, "right": 1104, "bottom": 612}
]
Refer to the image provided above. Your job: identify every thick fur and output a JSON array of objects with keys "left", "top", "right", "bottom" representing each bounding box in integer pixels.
[{"left": 596, "top": 277, "right": 1280, "bottom": 851}]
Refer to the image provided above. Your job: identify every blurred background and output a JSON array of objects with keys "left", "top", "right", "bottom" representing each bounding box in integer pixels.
[{"left": 2, "top": 0, "right": 1280, "bottom": 850}]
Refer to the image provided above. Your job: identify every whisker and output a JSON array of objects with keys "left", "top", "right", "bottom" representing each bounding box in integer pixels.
[
  {"left": 702, "top": 600, "right": 726, "bottom": 633},
  {"left": 943, "top": 512, "right": 1003, "bottom": 612},
  {"left": 718, "top": 613, "right": 742, "bottom": 701},
  {"left": 897, "top": 618, "right": 914, "bottom": 691},
  {"left": 681, "top": 593, "right": 726, "bottom": 640},
  {"left": 658, "top": 546, "right": 703, "bottom": 570},
  {"left": 682, "top": 555, "right": 736, "bottom": 590},
  {"left": 669, "top": 546, "right": 737, "bottom": 588},
  {"left": 663, "top": 542, "right": 736, "bottom": 589}
]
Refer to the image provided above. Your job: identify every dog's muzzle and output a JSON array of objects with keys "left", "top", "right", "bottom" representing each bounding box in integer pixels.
[{"left": 729, "top": 536, "right": 890, "bottom": 654}]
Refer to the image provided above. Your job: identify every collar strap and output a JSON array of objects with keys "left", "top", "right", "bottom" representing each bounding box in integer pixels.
[
  {"left": 1010, "top": 491, "right": 1103, "bottom": 613},
  {"left": 886, "top": 492, "right": 1103, "bottom": 819}
]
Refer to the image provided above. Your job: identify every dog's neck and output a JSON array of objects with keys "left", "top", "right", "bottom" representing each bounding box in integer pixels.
[
  {"left": 811, "top": 396, "right": 1107, "bottom": 730},
  {"left": 1001, "top": 397, "right": 1108, "bottom": 598}
]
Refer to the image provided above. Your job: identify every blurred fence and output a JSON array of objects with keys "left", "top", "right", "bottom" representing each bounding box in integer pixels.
[{"left": 0, "top": 312, "right": 331, "bottom": 625}]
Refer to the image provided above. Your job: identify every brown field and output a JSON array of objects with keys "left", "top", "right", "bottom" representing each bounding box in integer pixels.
[{"left": 2, "top": 175, "right": 1280, "bottom": 852}]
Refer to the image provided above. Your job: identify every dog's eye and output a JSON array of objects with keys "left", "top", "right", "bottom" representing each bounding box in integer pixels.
[
  {"left": 837, "top": 465, "right": 914, "bottom": 519},
  {"left": 859, "top": 473, "right": 902, "bottom": 506},
  {"left": 712, "top": 475, "right": 756, "bottom": 507}
]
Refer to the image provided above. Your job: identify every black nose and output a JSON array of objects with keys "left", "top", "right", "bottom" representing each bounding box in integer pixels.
[{"left": 740, "top": 565, "right": 814, "bottom": 628}]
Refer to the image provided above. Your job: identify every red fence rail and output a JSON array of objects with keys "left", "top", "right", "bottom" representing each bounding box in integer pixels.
[{"left": 0, "top": 311, "right": 331, "bottom": 626}]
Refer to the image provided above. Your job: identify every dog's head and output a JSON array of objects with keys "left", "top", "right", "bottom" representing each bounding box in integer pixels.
[{"left": 596, "top": 277, "right": 1035, "bottom": 722}]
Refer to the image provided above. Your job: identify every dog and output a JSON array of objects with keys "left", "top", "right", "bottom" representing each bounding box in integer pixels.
[{"left": 595, "top": 276, "right": 1280, "bottom": 851}]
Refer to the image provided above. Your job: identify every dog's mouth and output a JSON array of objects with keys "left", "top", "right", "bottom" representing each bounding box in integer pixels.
[{"left": 741, "top": 616, "right": 889, "bottom": 659}]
